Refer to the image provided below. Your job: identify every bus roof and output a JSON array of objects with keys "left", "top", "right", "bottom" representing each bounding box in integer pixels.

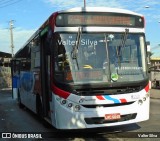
[{"left": 58, "top": 7, "right": 143, "bottom": 16}]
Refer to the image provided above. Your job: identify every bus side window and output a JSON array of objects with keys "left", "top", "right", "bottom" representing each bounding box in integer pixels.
[
  {"left": 19, "top": 45, "right": 31, "bottom": 71},
  {"left": 31, "top": 37, "right": 40, "bottom": 69}
]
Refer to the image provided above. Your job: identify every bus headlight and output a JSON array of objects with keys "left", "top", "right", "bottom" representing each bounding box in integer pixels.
[
  {"left": 143, "top": 97, "right": 146, "bottom": 101},
  {"left": 61, "top": 99, "right": 67, "bottom": 105},
  {"left": 138, "top": 99, "right": 143, "bottom": 105},
  {"left": 68, "top": 103, "right": 73, "bottom": 108},
  {"left": 74, "top": 105, "right": 81, "bottom": 111},
  {"left": 142, "top": 93, "right": 150, "bottom": 101}
]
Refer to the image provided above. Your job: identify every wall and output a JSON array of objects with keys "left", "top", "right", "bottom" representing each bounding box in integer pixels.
[{"left": 0, "top": 66, "right": 11, "bottom": 89}]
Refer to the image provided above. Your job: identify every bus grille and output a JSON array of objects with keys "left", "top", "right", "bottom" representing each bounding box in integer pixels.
[
  {"left": 85, "top": 113, "right": 137, "bottom": 124},
  {"left": 75, "top": 86, "right": 141, "bottom": 96},
  {"left": 82, "top": 102, "right": 134, "bottom": 108}
]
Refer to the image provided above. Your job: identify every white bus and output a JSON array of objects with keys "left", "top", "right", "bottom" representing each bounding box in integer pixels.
[{"left": 11, "top": 7, "right": 150, "bottom": 129}]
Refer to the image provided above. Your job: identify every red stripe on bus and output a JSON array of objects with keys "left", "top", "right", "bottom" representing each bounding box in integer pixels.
[
  {"left": 49, "top": 12, "right": 58, "bottom": 31},
  {"left": 96, "top": 95, "right": 105, "bottom": 100},
  {"left": 52, "top": 85, "right": 70, "bottom": 99},
  {"left": 120, "top": 99, "right": 127, "bottom": 103},
  {"left": 144, "top": 83, "right": 149, "bottom": 93}
]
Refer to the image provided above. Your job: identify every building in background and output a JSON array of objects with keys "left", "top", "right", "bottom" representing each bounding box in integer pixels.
[
  {"left": 147, "top": 40, "right": 160, "bottom": 88},
  {"left": 150, "top": 57, "right": 160, "bottom": 88},
  {"left": 150, "top": 57, "right": 160, "bottom": 70},
  {"left": 0, "top": 51, "right": 12, "bottom": 89},
  {"left": 146, "top": 41, "right": 151, "bottom": 66}
]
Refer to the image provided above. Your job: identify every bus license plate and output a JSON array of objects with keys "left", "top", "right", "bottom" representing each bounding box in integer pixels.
[{"left": 104, "top": 113, "right": 121, "bottom": 120}]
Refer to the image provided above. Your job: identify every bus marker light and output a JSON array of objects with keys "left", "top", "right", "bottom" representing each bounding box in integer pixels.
[{"left": 74, "top": 105, "right": 81, "bottom": 111}]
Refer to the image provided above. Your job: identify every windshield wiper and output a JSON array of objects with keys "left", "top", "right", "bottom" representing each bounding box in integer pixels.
[
  {"left": 71, "top": 27, "right": 82, "bottom": 59},
  {"left": 71, "top": 27, "right": 82, "bottom": 70},
  {"left": 121, "top": 28, "right": 129, "bottom": 48},
  {"left": 104, "top": 34, "right": 111, "bottom": 82},
  {"left": 117, "top": 28, "right": 129, "bottom": 67}
]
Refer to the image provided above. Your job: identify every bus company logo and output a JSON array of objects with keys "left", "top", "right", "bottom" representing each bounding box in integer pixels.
[
  {"left": 131, "top": 94, "right": 140, "bottom": 99},
  {"left": 57, "top": 39, "right": 98, "bottom": 46},
  {"left": 21, "top": 73, "right": 33, "bottom": 92},
  {"left": 79, "top": 98, "right": 96, "bottom": 103},
  {"left": 2, "top": 133, "right": 11, "bottom": 138},
  {"left": 84, "top": 99, "right": 96, "bottom": 102}
]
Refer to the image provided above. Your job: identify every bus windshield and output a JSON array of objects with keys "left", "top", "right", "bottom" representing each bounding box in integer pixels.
[{"left": 53, "top": 32, "right": 147, "bottom": 84}]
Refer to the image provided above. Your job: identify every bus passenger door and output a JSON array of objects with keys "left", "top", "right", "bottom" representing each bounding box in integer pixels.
[
  {"left": 11, "top": 60, "right": 21, "bottom": 99},
  {"left": 40, "top": 30, "right": 51, "bottom": 119}
]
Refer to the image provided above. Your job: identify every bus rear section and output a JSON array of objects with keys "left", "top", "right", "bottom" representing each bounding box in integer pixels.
[{"left": 12, "top": 7, "right": 150, "bottom": 129}]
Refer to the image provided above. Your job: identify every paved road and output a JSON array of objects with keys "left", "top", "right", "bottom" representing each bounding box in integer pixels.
[
  {"left": 0, "top": 89, "right": 159, "bottom": 141},
  {"left": 150, "top": 89, "right": 160, "bottom": 99}
]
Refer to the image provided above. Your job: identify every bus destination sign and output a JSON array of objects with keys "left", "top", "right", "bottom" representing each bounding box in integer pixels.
[
  {"left": 56, "top": 13, "right": 144, "bottom": 27},
  {"left": 68, "top": 15, "right": 133, "bottom": 26}
]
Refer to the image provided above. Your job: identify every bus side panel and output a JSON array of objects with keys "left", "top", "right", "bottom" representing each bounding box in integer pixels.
[
  {"left": 19, "top": 71, "right": 37, "bottom": 113},
  {"left": 49, "top": 93, "right": 57, "bottom": 127}
]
